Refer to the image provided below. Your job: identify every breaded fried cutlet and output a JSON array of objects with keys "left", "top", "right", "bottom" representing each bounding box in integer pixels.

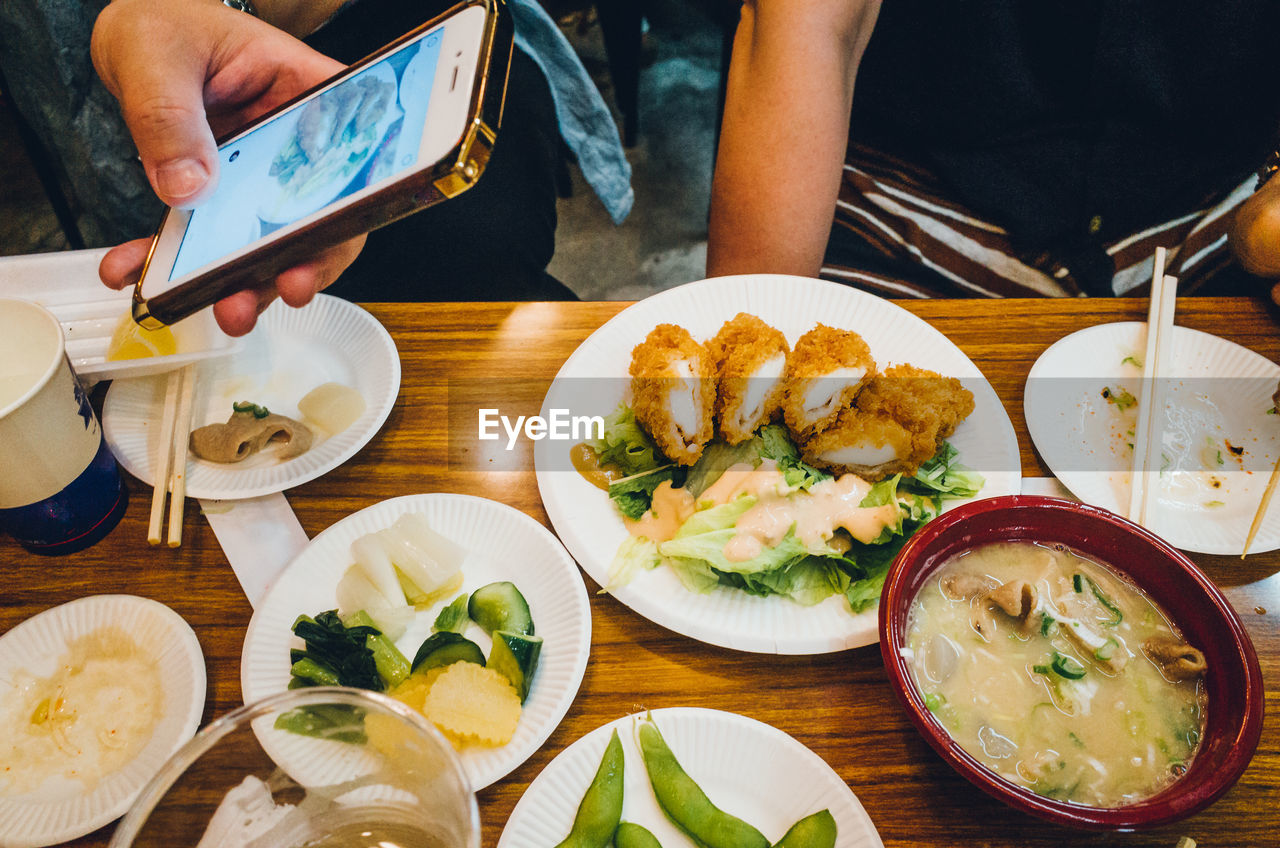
[
  {"left": 800, "top": 363, "right": 975, "bottom": 481},
  {"left": 706, "top": 313, "right": 790, "bottom": 444},
  {"left": 855, "top": 364, "right": 975, "bottom": 442},
  {"left": 780, "top": 324, "right": 877, "bottom": 438},
  {"left": 801, "top": 405, "right": 938, "bottom": 481},
  {"left": 629, "top": 323, "right": 717, "bottom": 465}
]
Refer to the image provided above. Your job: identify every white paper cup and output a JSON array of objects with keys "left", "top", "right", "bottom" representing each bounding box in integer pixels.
[{"left": 0, "top": 297, "right": 127, "bottom": 553}]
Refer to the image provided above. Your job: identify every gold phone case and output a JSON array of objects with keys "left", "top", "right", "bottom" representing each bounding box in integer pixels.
[{"left": 133, "top": 0, "right": 512, "bottom": 328}]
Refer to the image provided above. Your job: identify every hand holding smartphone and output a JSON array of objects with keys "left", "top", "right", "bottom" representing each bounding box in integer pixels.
[{"left": 130, "top": 0, "right": 511, "bottom": 328}]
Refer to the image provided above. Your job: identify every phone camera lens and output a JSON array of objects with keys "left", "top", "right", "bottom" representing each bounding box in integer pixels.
[{"left": 228, "top": 150, "right": 241, "bottom": 162}]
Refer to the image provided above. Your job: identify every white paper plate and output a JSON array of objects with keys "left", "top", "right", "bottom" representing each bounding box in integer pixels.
[
  {"left": 534, "top": 274, "right": 1020, "bottom": 654},
  {"left": 498, "top": 707, "right": 883, "bottom": 848},
  {"left": 240, "top": 493, "right": 592, "bottom": 790},
  {"left": 103, "top": 294, "right": 399, "bottom": 500},
  {"left": 0, "top": 248, "right": 241, "bottom": 382},
  {"left": 0, "top": 595, "right": 206, "bottom": 848},
  {"left": 1025, "top": 321, "right": 1280, "bottom": 555}
]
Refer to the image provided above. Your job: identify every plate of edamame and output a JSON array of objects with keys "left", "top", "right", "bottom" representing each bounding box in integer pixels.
[{"left": 497, "top": 707, "right": 883, "bottom": 848}]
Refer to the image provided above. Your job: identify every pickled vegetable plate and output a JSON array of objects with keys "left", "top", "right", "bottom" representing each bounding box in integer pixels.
[{"left": 240, "top": 493, "right": 591, "bottom": 790}]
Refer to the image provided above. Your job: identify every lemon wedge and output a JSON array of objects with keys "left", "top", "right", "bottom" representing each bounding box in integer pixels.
[{"left": 106, "top": 311, "right": 176, "bottom": 360}]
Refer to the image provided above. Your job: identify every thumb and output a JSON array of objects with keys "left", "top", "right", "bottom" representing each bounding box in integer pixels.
[{"left": 91, "top": 1, "right": 220, "bottom": 208}]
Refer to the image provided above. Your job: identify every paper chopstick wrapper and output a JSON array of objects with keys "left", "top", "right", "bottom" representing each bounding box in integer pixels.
[{"left": 200, "top": 493, "right": 309, "bottom": 608}]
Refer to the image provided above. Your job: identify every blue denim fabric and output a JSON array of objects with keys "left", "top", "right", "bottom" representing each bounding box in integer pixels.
[{"left": 509, "top": 0, "right": 633, "bottom": 223}]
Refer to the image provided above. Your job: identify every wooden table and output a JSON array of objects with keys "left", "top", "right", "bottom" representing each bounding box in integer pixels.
[{"left": 4, "top": 297, "right": 1278, "bottom": 847}]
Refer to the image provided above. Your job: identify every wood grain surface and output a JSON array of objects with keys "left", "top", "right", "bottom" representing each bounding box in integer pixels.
[{"left": 3, "top": 297, "right": 1278, "bottom": 847}]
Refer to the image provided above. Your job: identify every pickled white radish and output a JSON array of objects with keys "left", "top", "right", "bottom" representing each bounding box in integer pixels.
[
  {"left": 297, "top": 382, "right": 365, "bottom": 435},
  {"left": 378, "top": 513, "right": 464, "bottom": 597},
  {"left": 389, "top": 513, "right": 466, "bottom": 573},
  {"left": 360, "top": 605, "right": 414, "bottom": 641},
  {"left": 350, "top": 534, "right": 407, "bottom": 607},
  {"left": 336, "top": 565, "right": 394, "bottom": 617}
]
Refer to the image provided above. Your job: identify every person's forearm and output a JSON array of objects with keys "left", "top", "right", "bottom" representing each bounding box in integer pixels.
[
  {"left": 254, "top": 0, "right": 348, "bottom": 37},
  {"left": 707, "top": 0, "right": 880, "bottom": 278}
]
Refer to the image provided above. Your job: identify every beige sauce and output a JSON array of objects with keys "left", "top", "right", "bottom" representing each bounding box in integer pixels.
[
  {"left": 626, "top": 480, "right": 695, "bottom": 541},
  {"left": 1, "top": 628, "right": 163, "bottom": 795},
  {"left": 698, "top": 461, "right": 785, "bottom": 507},
  {"left": 570, "top": 443, "right": 625, "bottom": 492},
  {"left": 724, "top": 471, "right": 899, "bottom": 562}
]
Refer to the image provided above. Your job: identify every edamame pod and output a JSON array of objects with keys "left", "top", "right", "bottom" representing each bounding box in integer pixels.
[
  {"left": 614, "top": 822, "right": 663, "bottom": 848},
  {"left": 554, "top": 728, "right": 624, "bottom": 848},
  {"left": 636, "top": 717, "right": 769, "bottom": 848},
  {"left": 772, "top": 809, "right": 837, "bottom": 848}
]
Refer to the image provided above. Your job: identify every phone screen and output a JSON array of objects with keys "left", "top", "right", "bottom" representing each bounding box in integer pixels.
[{"left": 168, "top": 25, "right": 446, "bottom": 281}]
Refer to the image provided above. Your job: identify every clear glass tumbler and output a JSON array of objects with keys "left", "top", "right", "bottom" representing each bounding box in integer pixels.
[{"left": 109, "top": 687, "right": 480, "bottom": 848}]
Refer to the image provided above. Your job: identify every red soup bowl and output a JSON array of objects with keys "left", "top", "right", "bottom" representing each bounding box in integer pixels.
[{"left": 878, "top": 495, "right": 1264, "bottom": 830}]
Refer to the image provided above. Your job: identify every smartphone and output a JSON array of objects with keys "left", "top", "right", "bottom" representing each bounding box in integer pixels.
[{"left": 131, "top": 0, "right": 511, "bottom": 328}]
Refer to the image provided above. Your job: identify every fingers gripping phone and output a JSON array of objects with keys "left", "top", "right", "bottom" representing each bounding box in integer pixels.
[{"left": 131, "top": 0, "right": 511, "bottom": 328}]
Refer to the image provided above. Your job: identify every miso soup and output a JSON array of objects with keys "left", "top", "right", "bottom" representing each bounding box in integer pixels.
[{"left": 905, "top": 541, "right": 1206, "bottom": 808}]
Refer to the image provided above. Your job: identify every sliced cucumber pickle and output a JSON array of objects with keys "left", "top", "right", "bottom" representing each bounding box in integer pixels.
[
  {"left": 468, "top": 581, "right": 534, "bottom": 636},
  {"left": 411, "top": 631, "right": 485, "bottom": 672},
  {"left": 488, "top": 630, "right": 543, "bottom": 702}
]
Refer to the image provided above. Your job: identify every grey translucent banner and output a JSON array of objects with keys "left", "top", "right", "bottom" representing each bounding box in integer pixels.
[
  {"left": 1024, "top": 376, "right": 1277, "bottom": 473},
  {"left": 449, "top": 374, "right": 1041, "bottom": 474}
]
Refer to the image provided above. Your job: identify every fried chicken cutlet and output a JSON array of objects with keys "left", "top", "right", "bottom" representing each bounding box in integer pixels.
[
  {"left": 629, "top": 323, "right": 716, "bottom": 465},
  {"left": 780, "top": 324, "right": 877, "bottom": 438},
  {"left": 801, "top": 364, "right": 975, "bottom": 480},
  {"left": 706, "top": 313, "right": 790, "bottom": 444}
]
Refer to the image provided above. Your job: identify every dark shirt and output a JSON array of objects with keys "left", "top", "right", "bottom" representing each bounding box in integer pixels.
[{"left": 850, "top": 1, "right": 1280, "bottom": 250}]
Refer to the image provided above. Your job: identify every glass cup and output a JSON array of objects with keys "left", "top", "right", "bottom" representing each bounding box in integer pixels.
[
  {"left": 110, "top": 687, "right": 480, "bottom": 848},
  {"left": 0, "top": 297, "right": 127, "bottom": 554}
]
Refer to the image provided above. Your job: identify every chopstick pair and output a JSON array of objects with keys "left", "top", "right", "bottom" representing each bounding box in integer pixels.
[
  {"left": 148, "top": 364, "right": 196, "bottom": 547},
  {"left": 1127, "top": 247, "right": 1177, "bottom": 529}
]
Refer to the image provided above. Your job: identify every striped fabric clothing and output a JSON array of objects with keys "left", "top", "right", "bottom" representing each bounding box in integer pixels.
[{"left": 821, "top": 142, "right": 1255, "bottom": 299}]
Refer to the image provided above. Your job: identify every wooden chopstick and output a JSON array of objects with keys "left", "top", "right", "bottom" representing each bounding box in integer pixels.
[
  {"left": 167, "top": 365, "right": 196, "bottom": 547},
  {"left": 1242, "top": 454, "right": 1280, "bottom": 558},
  {"left": 147, "top": 365, "right": 196, "bottom": 546},
  {"left": 1127, "top": 247, "right": 1178, "bottom": 528},
  {"left": 147, "top": 369, "right": 182, "bottom": 545}
]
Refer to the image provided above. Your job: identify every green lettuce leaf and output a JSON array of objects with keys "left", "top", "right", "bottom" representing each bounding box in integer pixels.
[
  {"left": 756, "top": 424, "right": 830, "bottom": 489},
  {"left": 608, "top": 467, "right": 681, "bottom": 520},
  {"left": 604, "top": 536, "right": 662, "bottom": 592},
  {"left": 717, "top": 556, "right": 850, "bottom": 606},
  {"left": 667, "top": 556, "right": 721, "bottom": 594},
  {"left": 674, "top": 496, "right": 757, "bottom": 538},
  {"left": 588, "top": 404, "right": 666, "bottom": 475},
  {"left": 839, "top": 515, "right": 929, "bottom": 612},
  {"left": 683, "top": 440, "right": 762, "bottom": 498},
  {"left": 903, "top": 441, "right": 984, "bottom": 499}
]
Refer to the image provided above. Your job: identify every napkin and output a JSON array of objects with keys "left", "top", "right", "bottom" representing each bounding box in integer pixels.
[{"left": 200, "top": 493, "right": 309, "bottom": 608}]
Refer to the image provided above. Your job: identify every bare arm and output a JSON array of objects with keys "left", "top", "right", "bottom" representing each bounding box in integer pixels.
[{"left": 707, "top": 0, "right": 880, "bottom": 278}]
